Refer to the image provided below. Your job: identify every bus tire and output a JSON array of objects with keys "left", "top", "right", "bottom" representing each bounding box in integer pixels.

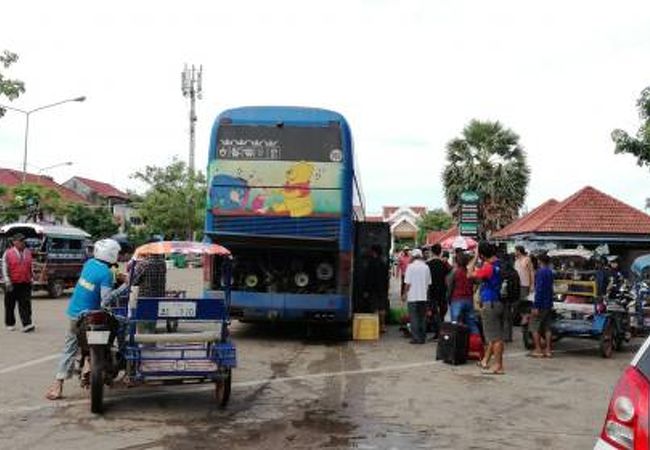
[{"left": 339, "top": 321, "right": 353, "bottom": 341}]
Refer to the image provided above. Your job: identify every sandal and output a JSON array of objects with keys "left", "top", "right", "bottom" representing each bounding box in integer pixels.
[
  {"left": 45, "top": 383, "right": 63, "bottom": 401},
  {"left": 543, "top": 352, "right": 553, "bottom": 358},
  {"left": 527, "top": 352, "right": 544, "bottom": 358},
  {"left": 481, "top": 368, "right": 506, "bottom": 375},
  {"left": 476, "top": 361, "right": 489, "bottom": 369}
]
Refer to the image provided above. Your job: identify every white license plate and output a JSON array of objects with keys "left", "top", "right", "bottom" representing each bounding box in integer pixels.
[
  {"left": 86, "top": 330, "right": 111, "bottom": 345},
  {"left": 158, "top": 301, "right": 197, "bottom": 318}
]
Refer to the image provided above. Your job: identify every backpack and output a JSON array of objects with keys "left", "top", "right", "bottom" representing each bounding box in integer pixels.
[{"left": 500, "top": 269, "right": 521, "bottom": 303}]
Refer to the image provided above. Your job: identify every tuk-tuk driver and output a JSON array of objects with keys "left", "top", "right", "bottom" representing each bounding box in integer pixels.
[{"left": 45, "top": 239, "right": 128, "bottom": 401}]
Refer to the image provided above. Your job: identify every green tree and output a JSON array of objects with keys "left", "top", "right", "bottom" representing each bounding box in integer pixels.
[
  {"left": 442, "top": 120, "right": 530, "bottom": 236},
  {"left": 66, "top": 204, "right": 118, "bottom": 239},
  {"left": 416, "top": 208, "right": 453, "bottom": 244},
  {"left": 125, "top": 223, "right": 151, "bottom": 249},
  {"left": 0, "top": 184, "right": 67, "bottom": 222},
  {"left": 131, "top": 159, "right": 206, "bottom": 240},
  {"left": 0, "top": 50, "right": 26, "bottom": 118},
  {"left": 612, "top": 86, "right": 650, "bottom": 168}
]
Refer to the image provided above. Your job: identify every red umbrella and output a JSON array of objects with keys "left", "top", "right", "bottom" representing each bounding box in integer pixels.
[
  {"left": 440, "top": 235, "right": 477, "bottom": 251},
  {"left": 133, "top": 241, "right": 230, "bottom": 259}
]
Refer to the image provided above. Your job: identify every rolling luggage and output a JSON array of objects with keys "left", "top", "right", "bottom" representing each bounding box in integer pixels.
[
  {"left": 436, "top": 322, "right": 469, "bottom": 365},
  {"left": 467, "top": 333, "right": 485, "bottom": 361}
]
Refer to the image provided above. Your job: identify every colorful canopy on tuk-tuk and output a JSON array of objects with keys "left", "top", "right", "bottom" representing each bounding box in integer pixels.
[{"left": 133, "top": 241, "right": 231, "bottom": 259}]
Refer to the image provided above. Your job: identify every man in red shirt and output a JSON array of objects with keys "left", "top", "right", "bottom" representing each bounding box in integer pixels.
[{"left": 2, "top": 234, "right": 35, "bottom": 332}]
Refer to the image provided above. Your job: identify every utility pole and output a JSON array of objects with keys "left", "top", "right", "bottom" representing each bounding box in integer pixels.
[
  {"left": 181, "top": 64, "right": 202, "bottom": 173},
  {"left": 181, "top": 64, "right": 202, "bottom": 240}
]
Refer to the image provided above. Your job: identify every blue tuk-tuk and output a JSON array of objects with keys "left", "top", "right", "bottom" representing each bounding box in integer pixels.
[
  {"left": 522, "top": 249, "right": 627, "bottom": 357},
  {"left": 82, "top": 241, "right": 236, "bottom": 414}
]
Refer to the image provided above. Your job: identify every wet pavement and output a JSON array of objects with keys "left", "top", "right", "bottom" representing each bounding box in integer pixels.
[{"left": 0, "top": 269, "right": 638, "bottom": 449}]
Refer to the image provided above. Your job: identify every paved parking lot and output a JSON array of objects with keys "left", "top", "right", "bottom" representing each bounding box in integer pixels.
[{"left": 0, "top": 269, "right": 637, "bottom": 449}]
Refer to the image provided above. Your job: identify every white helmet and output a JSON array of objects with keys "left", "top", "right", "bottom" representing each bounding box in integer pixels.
[{"left": 93, "top": 239, "right": 121, "bottom": 264}]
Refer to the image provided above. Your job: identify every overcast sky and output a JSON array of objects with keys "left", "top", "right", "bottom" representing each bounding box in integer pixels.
[{"left": 1, "top": 0, "right": 650, "bottom": 214}]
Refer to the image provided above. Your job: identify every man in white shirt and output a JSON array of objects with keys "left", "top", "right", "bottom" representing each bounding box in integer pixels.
[
  {"left": 402, "top": 249, "right": 432, "bottom": 344},
  {"left": 514, "top": 246, "right": 535, "bottom": 320}
]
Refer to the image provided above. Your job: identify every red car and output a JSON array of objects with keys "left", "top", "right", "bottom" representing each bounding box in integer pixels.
[{"left": 595, "top": 336, "right": 650, "bottom": 449}]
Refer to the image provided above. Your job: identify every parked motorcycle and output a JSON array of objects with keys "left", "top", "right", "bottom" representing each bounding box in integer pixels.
[{"left": 74, "top": 309, "right": 125, "bottom": 414}]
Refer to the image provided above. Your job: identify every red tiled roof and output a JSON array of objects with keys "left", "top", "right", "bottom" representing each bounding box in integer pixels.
[
  {"left": 426, "top": 226, "right": 459, "bottom": 245},
  {"left": 382, "top": 206, "right": 398, "bottom": 219},
  {"left": 0, "top": 168, "right": 87, "bottom": 204},
  {"left": 366, "top": 215, "right": 384, "bottom": 222},
  {"left": 382, "top": 206, "right": 427, "bottom": 219},
  {"left": 493, "top": 186, "right": 650, "bottom": 238},
  {"left": 492, "top": 199, "right": 560, "bottom": 238},
  {"left": 72, "top": 176, "right": 129, "bottom": 199}
]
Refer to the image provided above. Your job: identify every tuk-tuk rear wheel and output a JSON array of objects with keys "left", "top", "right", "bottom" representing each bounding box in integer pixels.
[
  {"left": 48, "top": 279, "right": 64, "bottom": 298},
  {"left": 90, "top": 347, "right": 105, "bottom": 414},
  {"left": 522, "top": 324, "right": 534, "bottom": 350},
  {"left": 215, "top": 368, "right": 232, "bottom": 407},
  {"left": 600, "top": 322, "right": 614, "bottom": 358}
]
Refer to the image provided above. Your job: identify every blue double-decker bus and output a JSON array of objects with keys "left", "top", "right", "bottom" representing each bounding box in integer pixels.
[{"left": 203, "top": 106, "right": 365, "bottom": 329}]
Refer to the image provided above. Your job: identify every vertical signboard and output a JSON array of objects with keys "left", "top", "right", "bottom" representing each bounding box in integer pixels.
[{"left": 459, "top": 191, "right": 480, "bottom": 238}]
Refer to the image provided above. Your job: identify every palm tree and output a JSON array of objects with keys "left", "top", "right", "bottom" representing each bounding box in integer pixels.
[{"left": 442, "top": 120, "right": 530, "bottom": 236}]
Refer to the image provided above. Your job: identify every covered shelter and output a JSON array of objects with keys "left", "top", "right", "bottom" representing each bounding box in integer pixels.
[{"left": 492, "top": 186, "right": 650, "bottom": 269}]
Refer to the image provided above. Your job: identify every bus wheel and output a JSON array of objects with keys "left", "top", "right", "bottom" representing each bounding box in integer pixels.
[{"left": 48, "top": 279, "right": 64, "bottom": 298}]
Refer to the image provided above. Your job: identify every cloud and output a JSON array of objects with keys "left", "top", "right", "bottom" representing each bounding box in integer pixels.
[{"left": 0, "top": 0, "right": 649, "bottom": 216}]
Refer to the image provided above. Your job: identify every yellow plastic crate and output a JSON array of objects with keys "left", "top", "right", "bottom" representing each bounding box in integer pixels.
[{"left": 353, "top": 313, "right": 379, "bottom": 341}]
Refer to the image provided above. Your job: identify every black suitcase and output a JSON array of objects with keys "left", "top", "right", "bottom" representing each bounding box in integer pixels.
[{"left": 436, "top": 322, "right": 469, "bottom": 365}]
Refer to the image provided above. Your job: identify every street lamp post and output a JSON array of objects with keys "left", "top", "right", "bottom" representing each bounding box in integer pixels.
[{"left": 0, "top": 96, "right": 86, "bottom": 183}]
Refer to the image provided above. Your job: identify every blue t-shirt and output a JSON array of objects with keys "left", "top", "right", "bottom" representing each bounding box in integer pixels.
[
  {"left": 66, "top": 259, "right": 114, "bottom": 319},
  {"left": 476, "top": 260, "right": 502, "bottom": 303},
  {"left": 534, "top": 266, "right": 554, "bottom": 310}
]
